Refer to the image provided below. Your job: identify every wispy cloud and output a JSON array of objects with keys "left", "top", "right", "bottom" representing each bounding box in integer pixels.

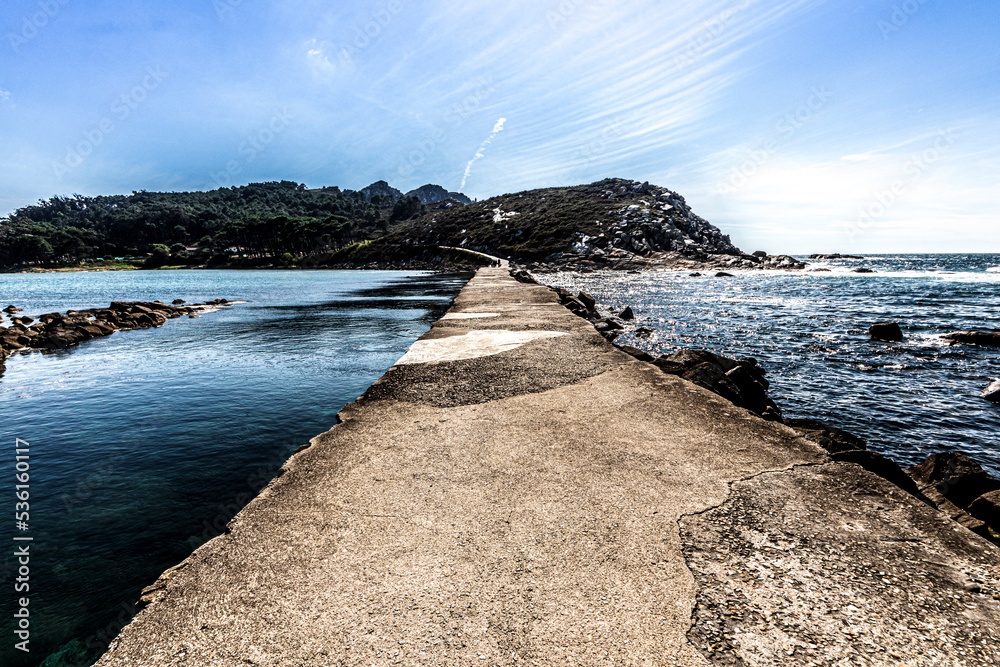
[
  {"left": 460, "top": 117, "right": 506, "bottom": 190},
  {"left": 1, "top": 0, "right": 996, "bottom": 252}
]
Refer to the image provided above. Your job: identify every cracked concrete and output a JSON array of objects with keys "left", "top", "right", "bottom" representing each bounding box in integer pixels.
[{"left": 95, "top": 267, "right": 1000, "bottom": 666}]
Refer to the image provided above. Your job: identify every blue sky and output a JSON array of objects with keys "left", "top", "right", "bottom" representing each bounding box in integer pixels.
[{"left": 1, "top": 0, "right": 997, "bottom": 253}]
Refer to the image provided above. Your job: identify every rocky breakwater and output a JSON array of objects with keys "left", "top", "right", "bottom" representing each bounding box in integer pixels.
[
  {"left": 521, "top": 179, "right": 805, "bottom": 273},
  {"left": 543, "top": 276, "right": 1000, "bottom": 544},
  {"left": 0, "top": 298, "right": 231, "bottom": 376}
]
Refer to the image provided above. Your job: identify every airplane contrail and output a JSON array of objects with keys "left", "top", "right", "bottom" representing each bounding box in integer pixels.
[{"left": 460, "top": 117, "right": 507, "bottom": 190}]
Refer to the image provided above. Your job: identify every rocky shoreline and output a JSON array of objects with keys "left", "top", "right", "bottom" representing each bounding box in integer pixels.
[
  {"left": 0, "top": 298, "right": 233, "bottom": 376},
  {"left": 524, "top": 268, "right": 1000, "bottom": 544}
]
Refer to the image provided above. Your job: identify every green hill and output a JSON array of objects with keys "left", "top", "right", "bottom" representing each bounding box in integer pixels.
[{"left": 1, "top": 178, "right": 758, "bottom": 270}]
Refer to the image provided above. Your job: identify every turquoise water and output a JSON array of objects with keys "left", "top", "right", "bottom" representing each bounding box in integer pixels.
[
  {"left": 0, "top": 269, "right": 469, "bottom": 667},
  {"left": 552, "top": 254, "right": 1000, "bottom": 477}
]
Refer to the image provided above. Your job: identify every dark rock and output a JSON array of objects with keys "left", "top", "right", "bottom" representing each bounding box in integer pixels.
[
  {"left": 983, "top": 380, "right": 1000, "bottom": 404},
  {"left": 619, "top": 306, "right": 635, "bottom": 320},
  {"left": 752, "top": 251, "right": 768, "bottom": 258},
  {"left": 735, "top": 357, "right": 769, "bottom": 389},
  {"left": 618, "top": 345, "right": 654, "bottom": 362},
  {"left": 809, "top": 253, "right": 863, "bottom": 260},
  {"left": 3, "top": 305, "right": 21, "bottom": 314},
  {"left": 969, "top": 490, "right": 1000, "bottom": 529},
  {"left": 943, "top": 331, "right": 1000, "bottom": 348},
  {"left": 870, "top": 321, "right": 903, "bottom": 342},
  {"left": 577, "top": 292, "right": 596, "bottom": 311},
  {"left": 634, "top": 326, "right": 654, "bottom": 337},
  {"left": 172, "top": 299, "right": 186, "bottom": 305},
  {"left": 724, "top": 365, "right": 777, "bottom": 416},
  {"left": 663, "top": 349, "right": 739, "bottom": 372},
  {"left": 563, "top": 297, "right": 589, "bottom": 317},
  {"left": 832, "top": 450, "right": 927, "bottom": 501},
  {"left": 907, "top": 452, "right": 1000, "bottom": 509},
  {"left": 715, "top": 272, "right": 734, "bottom": 278},
  {"left": 601, "top": 318, "right": 624, "bottom": 331},
  {"left": 652, "top": 358, "right": 687, "bottom": 375},
  {"left": 682, "top": 362, "right": 743, "bottom": 405},
  {"left": 784, "top": 418, "right": 867, "bottom": 454},
  {"left": 45, "top": 329, "right": 86, "bottom": 349},
  {"left": 853, "top": 267, "right": 876, "bottom": 273},
  {"left": 688, "top": 272, "right": 702, "bottom": 277},
  {"left": 510, "top": 269, "right": 536, "bottom": 284}
]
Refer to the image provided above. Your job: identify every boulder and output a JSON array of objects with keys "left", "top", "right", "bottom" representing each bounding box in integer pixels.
[
  {"left": 735, "top": 357, "right": 769, "bottom": 389},
  {"left": 853, "top": 267, "right": 876, "bottom": 273},
  {"left": 682, "top": 362, "right": 743, "bottom": 405},
  {"left": 3, "top": 305, "right": 21, "bottom": 314},
  {"left": 784, "top": 418, "right": 867, "bottom": 454},
  {"left": 688, "top": 272, "right": 702, "bottom": 277},
  {"left": 870, "top": 321, "right": 903, "bottom": 342},
  {"left": 832, "top": 450, "right": 927, "bottom": 501},
  {"left": 969, "top": 490, "right": 1000, "bottom": 529},
  {"left": 724, "top": 365, "right": 778, "bottom": 416},
  {"left": 619, "top": 306, "right": 635, "bottom": 320},
  {"left": 943, "top": 331, "right": 1000, "bottom": 348},
  {"left": 563, "top": 297, "right": 589, "bottom": 317},
  {"left": 650, "top": 349, "right": 781, "bottom": 418},
  {"left": 907, "top": 452, "right": 1000, "bottom": 509},
  {"left": 653, "top": 358, "right": 687, "bottom": 375},
  {"left": 172, "top": 299, "right": 186, "bottom": 305},
  {"left": 663, "top": 349, "right": 739, "bottom": 372},
  {"left": 752, "top": 250, "right": 768, "bottom": 258},
  {"left": 634, "top": 326, "right": 654, "bottom": 337},
  {"left": 45, "top": 329, "right": 86, "bottom": 349},
  {"left": 809, "top": 253, "right": 863, "bottom": 260},
  {"left": 983, "top": 380, "right": 1000, "bottom": 404},
  {"left": 618, "top": 345, "right": 653, "bottom": 362},
  {"left": 715, "top": 272, "right": 734, "bottom": 278},
  {"left": 577, "top": 292, "right": 596, "bottom": 311}
]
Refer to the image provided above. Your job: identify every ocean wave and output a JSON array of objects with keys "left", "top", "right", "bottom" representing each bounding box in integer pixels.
[{"left": 987, "top": 266, "right": 1000, "bottom": 272}]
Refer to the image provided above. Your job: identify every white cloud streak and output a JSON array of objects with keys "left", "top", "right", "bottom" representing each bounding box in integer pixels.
[{"left": 460, "top": 117, "right": 506, "bottom": 190}]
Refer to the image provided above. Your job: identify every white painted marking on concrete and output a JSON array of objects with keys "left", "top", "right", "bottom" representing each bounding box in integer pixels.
[
  {"left": 396, "top": 330, "right": 568, "bottom": 365},
  {"left": 440, "top": 312, "right": 501, "bottom": 320}
]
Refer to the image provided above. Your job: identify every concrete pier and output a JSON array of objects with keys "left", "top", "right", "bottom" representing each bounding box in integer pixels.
[{"left": 97, "top": 267, "right": 1000, "bottom": 666}]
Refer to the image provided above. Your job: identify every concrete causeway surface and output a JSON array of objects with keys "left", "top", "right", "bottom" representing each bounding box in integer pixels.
[{"left": 97, "top": 267, "right": 1000, "bottom": 666}]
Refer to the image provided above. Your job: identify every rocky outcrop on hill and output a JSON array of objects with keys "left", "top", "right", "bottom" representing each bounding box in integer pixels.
[
  {"left": 404, "top": 184, "right": 472, "bottom": 206},
  {"left": 522, "top": 179, "right": 805, "bottom": 272},
  {"left": 358, "top": 180, "right": 403, "bottom": 202},
  {"left": 401, "top": 178, "right": 806, "bottom": 272},
  {"left": 0, "top": 299, "right": 231, "bottom": 377}
]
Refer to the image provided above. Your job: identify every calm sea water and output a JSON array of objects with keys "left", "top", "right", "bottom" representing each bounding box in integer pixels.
[
  {"left": 0, "top": 269, "right": 469, "bottom": 667},
  {"left": 549, "top": 254, "right": 1000, "bottom": 477}
]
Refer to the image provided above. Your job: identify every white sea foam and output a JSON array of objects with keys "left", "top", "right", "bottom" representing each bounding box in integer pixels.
[{"left": 987, "top": 266, "right": 1000, "bottom": 273}]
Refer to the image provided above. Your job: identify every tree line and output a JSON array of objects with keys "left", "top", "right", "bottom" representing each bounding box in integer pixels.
[{"left": 0, "top": 181, "right": 428, "bottom": 266}]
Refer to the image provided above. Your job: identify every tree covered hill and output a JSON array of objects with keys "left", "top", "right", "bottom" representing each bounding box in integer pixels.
[
  {"left": 1, "top": 177, "right": 754, "bottom": 270},
  {"left": 0, "top": 181, "right": 459, "bottom": 266}
]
